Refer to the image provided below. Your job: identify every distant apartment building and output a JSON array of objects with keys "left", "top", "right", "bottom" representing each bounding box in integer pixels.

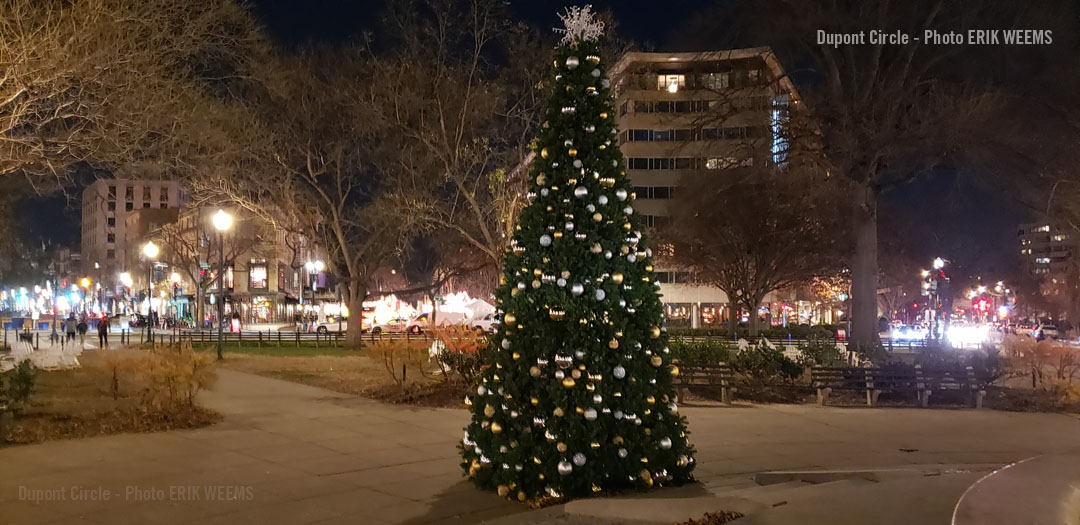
[
  {"left": 1017, "top": 222, "right": 1074, "bottom": 276},
  {"left": 610, "top": 48, "right": 807, "bottom": 327},
  {"left": 80, "top": 179, "right": 183, "bottom": 285}
]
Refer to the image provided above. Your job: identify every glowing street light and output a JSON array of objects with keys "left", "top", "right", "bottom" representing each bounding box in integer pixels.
[
  {"left": 212, "top": 209, "right": 233, "bottom": 360},
  {"left": 143, "top": 241, "right": 159, "bottom": 345},
  {"left": 119, "top": 272, "right": 133, "bottom": 288},
  {"left": 932, "top": 257, "right": 945, "bottom": 270}
]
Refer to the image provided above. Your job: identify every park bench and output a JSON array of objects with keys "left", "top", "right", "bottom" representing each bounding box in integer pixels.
[
  {"left": 915, "top": 365, "right": 986, "bottom": 409},
  {"left": 674, "top": 363, "right": 737, "bottom": 403},
  {"left": 812, "top": 365, "right": 985, "bottom": 408},
  {"left": 812, "top": 366, "right": 878, "bottom": 406}
]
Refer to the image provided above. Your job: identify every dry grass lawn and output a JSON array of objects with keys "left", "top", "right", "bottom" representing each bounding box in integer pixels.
[
  {"left": 2, "top": 351, "right": 220, "bottom": 447},
  {"left": 219, "top": 351, "right": 468, "bottom": 408}
]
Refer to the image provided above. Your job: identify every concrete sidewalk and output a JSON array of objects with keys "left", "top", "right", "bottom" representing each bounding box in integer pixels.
[{"left": 2, "top": 370, "right": 1079, "bottom": 524}]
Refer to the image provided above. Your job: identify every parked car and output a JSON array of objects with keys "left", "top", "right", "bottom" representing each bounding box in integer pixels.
[
  {"left": 314, "top": 317, "right": 347, "bottom": 334},
  {"left": 471, "top": 313, "right": 499, "bottom": 333},
  {"left": 369, "top": 316, "right": 409, "bottom": 335},
  {"left": 1033, "top": 324, "right": 1060, "bottom": 341},
  {"left": 404, "top": 311, "right": 468, "bottom": 334}
]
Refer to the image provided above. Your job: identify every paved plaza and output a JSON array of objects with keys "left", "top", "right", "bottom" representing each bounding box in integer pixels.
[{"left": 2, "top": 370, "right": 1079, "bottom": 524}]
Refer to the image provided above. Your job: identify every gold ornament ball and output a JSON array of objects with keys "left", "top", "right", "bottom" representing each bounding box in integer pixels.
[
  {"left": 608, "top": 339, "right": 619, "bottom": 349},
  {"left": 530, "top": 396, "right": 539, "bottom": 406},
  {"left": 533, "top": 268, "right": 543, "bottom": 277},
  {"left": 646, "top": 396, "right": 655, "bottom": 405},
  {"left": 554, "top": 407, "right": 564, "bottom": 417},
  {"left": 600, "top": 112, "right": 609, "bottom": 119},
  {"left": 591, "top": 243, "right": 603, "bottom": 254},
  {"left": 500, "top": 275, "right": 507, "bottom": 285},
  {"left": 651, "top": 355, "right": 663, "bottom": 367},
  {"left": 562, "top": 377, "right": 576, "bottom": 388},
  {"left": 561, "top": 270, "right": 571, "bottom": 279},
  {"left": 611, "top": 272, "right": 624, "bottom": 285},
  {"left": 568, "top": 148, "right": 578, "bottom": 157},
  {"left": 532, "top": 280, "right": 541, "bottom": 289},
  {"left": 504, "top": 313, "right": 517, "bottom": 325},
  {"left": 557, "top": 442, "right": 568, "bottom": 453},
  {"left": 513, "top": 351, "right": 521, "bottom": 361},
  {"left": 541, "top": 148, "right": 549, "bottom": 159},
  {"left": 484, "top": 404, "right": 496, "bottom": 417},
  {"left": 671, "top": 365, "right": 680, "bottom": 377},
  {"left": 591, "top": 441, "right": 601, "bottom": 449},
  {"left": 650, "top": 326, "right": 661, "bottom": 339},
  {"left": 593, "top": 212, "right": 603, "bottom": 222},
  {"left": 511, "top": 288, "right": 520, "bottom": 297},
  {"left": 571, "top": 369, "right": 581, "bottom": 379},
  {"left": 553, "top": 231, "right": 563, "bottom": 239},
  {"left": 529, "top": 366, "right": 541, "bottom": 377},
  {"left": 497, "top": 485, "right": 510, "bottom": 497},
  {"left": 491, "top": 421, "right": 503, "bottom": 434},
  {"left": 645, "top": 264, "right": 654, "bottom": 272}
]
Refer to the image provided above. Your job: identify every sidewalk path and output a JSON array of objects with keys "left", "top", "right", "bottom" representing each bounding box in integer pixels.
[{"left": 2, "top": 370, "right": 1079, "bottom": 524}]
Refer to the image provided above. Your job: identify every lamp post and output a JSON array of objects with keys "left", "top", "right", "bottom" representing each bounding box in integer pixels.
[
  {"left": 212, "top": 209, "right": 233, "bottom": 360},
  {"left": 304, "top": 260, "right": 324, "bottom": 331},
  {"left": 142, "top": 242, "right": 159, "bottom": 345}
]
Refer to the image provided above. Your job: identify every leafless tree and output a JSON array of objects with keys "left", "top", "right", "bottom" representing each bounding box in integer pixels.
[
  {"left": 0, "top": 0, "right": 267, "bottom": 196},
  {"left": 663, "top": 165, "right": 844, "bottom": 335}
]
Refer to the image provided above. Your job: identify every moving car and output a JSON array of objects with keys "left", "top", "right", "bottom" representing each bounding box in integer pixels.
[
  {"left": 314, "top": 317, "right": 347, "bottom": 334},
  {"left": 369, "top": 316, "right": 409, "bottom": 335}
]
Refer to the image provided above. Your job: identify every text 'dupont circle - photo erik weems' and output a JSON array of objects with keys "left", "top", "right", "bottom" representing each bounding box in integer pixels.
[{"left": 817, "top": 28, "right": 1053, "bottom": 48}]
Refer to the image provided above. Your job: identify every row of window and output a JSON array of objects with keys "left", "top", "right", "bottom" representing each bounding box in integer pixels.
[
  {"left": 626, "top": 69, "right": 766, "bottom": 92},
  {"left": 107, "top": 185, "right": 170, "bottom": 201},
  {"left": 626, "top": 156, "right": 754, "bottom": 171},
  {"left": 618, "top": 96, "right": 773, "bottom": 116},
  {"left": 633, "top": 186, "right": 676, "bottom": 199},
  {"left": 654, "top": 271, "right": 696, "bottom": 284},
  {"left": 619, "top": 126, "right": 769, "bottom": 143},
  {"left": 107, "top": 200, "right": 170, "bottom": 212}
]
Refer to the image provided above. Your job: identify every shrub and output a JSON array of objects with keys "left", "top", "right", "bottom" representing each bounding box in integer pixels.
[
  {"left": 796, "top": 337, "right": 845, "bottom": 367},
  {"left": 102, "top": 342, "right": 218, "bottom": 409},
  {"left": 1, "top": 360, "right": 36, "bottom": 414},
  {"left": 732, "top": 341, "right": 802, "bottom": 388},
  {"left": 668, "top": 339, "right": 734, "bottom": 366},
  {"left": 430, "top": 324, "right": 488, "bottom": 385},
  {"left": 368, "top": 339, "right": 430, "bottom": 386}
]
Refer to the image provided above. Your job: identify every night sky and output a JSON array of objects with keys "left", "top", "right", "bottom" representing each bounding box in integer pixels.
[{"left": 25, "top": 0, "right": 1029, "bottom": 282}]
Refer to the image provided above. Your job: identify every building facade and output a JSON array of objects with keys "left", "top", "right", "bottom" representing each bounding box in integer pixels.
[
  {"left": 610, "top": 48, "right": 807, "bottom": 327},
  {"left": 80, "top": 179, "right": 183, "bottom": 286},
  {"left": 1017, "top": 222, "right": 1073, "bottom": 277}
]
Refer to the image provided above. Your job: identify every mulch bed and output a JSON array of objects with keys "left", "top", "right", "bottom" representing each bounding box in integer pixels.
[{"left": 675, "top": 511, "right": 745, "bottom": 524}]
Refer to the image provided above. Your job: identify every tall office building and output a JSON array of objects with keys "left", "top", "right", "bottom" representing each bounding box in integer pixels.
[
  {"left": 610, "top": 48, "right": 801, "bottom": 327},
  {"left": 80, "top": 179, "right": 184, "bottom": 285}
]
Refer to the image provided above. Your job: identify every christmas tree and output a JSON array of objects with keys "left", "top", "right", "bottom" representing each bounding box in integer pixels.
[{"left": 460, "top": 5, "right": 695, "bottom": 500}]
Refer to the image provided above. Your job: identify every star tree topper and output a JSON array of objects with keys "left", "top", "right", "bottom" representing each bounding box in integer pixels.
[{"left": 554, "top": 5, "right": 605, "bottom": 45}]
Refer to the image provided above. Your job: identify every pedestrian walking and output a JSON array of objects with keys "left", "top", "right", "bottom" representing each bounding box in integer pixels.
[
  {"left": 76, "top": 319, "right": 89, "bottom": 348},
  {"left": 97, "top": 316, "right": 111, "bottom": 349}
]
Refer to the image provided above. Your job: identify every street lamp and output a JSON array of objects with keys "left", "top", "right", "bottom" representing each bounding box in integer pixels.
[
  {"left": 304, "top": 260, "right": 324, "bottom": 330},
  {"left": 212, "top": 209, "right": 233, "bottom": 360},
  {"left": 143, "top": 241, "right": 159, "bottom": 344},
  {"left": 933, "top": 257, "right": 945, "bottom": 270}
]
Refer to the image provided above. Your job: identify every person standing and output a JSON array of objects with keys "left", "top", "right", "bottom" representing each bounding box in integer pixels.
[
  {"left": 65, "top": 314, "right": 77, "bottom": 343},
  {"left": 97, "top": 316, "right": 111, "bottom": 349},
  {"left": 76, "top": 318, "right": 89, "bottom": 348}
]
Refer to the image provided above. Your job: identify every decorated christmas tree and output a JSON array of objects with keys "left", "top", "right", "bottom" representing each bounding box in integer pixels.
[{"left": 460, "top": 5, "right": 695, "bottom": 500}]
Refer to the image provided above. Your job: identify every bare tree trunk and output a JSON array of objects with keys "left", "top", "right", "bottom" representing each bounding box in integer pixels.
[
  {"left": 851, "top": 182, "right": 879, "bottom": 345},
  {"left": 194, "top": 284, "right": 202, "bottom": 329},
  {"left": 728, "top": 300, "right": 738, "bottom": 335},
  {"left": 346, "top": 281, "right": 366, "bottom": 349},
  {"left": 746, "top": 296, "right": 765, "bottom": 337}
]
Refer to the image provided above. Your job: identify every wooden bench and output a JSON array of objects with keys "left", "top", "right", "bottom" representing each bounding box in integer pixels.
[
  {"left": 812, "top": 366, "right": 878, "bottom": 406},
  {"left": 674, "top": 363, "right": 737, "bottom": 403},
  {"left": 812, "top": 365, "right": 985, "bottom": 408},
  {"left": 915, "top": 365, "right": 986, "bottom": 409}
]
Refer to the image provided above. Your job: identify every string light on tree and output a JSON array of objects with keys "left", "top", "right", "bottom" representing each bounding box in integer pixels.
[{"left": 459, "top": 4, "right": 695, "bottom": 501}]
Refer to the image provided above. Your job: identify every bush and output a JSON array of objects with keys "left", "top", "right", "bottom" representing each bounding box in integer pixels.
[
  {"left": 668, "top": 339, "right": 734, "bottom": 366},
  {"left": 732, "top": 341, "right": 802, "bottom": 388},
  {"left": 430, "top": 324, "right": 488, "bottom": 385},
  {"left": 796, "top": 337, "right": 845, "bottom": 367},
  {"left": 101, "top": 342, "right": 217, "bottom": 409},
  {"left": 368, "top": 339, "right": 431, "bottom": 386},
  {"left": 1, "top": 360, "right": 36, "bottom": 414}
]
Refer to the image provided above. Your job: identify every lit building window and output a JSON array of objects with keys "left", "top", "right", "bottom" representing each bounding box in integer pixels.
[
  {"left": 657, "top": 74, "right": 685, "bottom": 92},
  {"left": 1052, "top": 234, "right": 1068, "bottom": 241},
  {"left": 1034, "top": 225, "right": 1050, "bottom": 232},
  {"left": 249, "top": 259, "right": 268, "bottom": 289},
  {"left": 1035, "top": 257, "right": 1051, "bottom": 264}
]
